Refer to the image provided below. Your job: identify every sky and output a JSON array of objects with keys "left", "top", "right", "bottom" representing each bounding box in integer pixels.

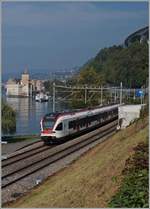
[{"left": 2, "top": 1, "right": 149, "bottom": 79}]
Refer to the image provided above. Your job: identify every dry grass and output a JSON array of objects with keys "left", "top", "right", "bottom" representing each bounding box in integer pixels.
[{"left": 5, "top": 117, "right": 148, "bottom": 208}]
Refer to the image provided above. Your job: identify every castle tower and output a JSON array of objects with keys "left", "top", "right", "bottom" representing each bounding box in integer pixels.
[{"left": 21, "top": 67, "right": 29, "bottom": 85}]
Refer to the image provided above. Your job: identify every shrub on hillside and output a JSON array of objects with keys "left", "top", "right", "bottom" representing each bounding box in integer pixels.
[
  {"left": 108, "top": 141, "right": 149, "bottom": 208},
  {"left": 2, "top": 102, "right": 16, "bottom": 134}
]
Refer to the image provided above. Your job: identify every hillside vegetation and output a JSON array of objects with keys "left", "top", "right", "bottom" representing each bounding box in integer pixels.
[
  {"left": 70, "top": 42, "right": 148, "bottom": 88},
  {"left": 108, "top": 141, "right": 148, "bottom": 208},
  {"left": 6, "top": 117, "right": 148, "bottom": 208},
  {"left": 2, "top": 102, "right": 16, "bottom": 134},
  {"left": 65, "top": 41, "right": 148, "bottom": 108}
]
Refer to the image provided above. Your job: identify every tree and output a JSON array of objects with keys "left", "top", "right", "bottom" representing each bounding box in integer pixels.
[
  {"left": 77, "top": 66, "right": 104, "bottom": 86},
  {"left": 80, "top": 42, "right": 148, "bottom": 88},
  {"left": 2, "top": 102, "right": 16, "bottom": 134}
]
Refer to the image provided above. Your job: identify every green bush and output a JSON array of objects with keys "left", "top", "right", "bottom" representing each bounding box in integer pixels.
[
  {"left": 108, "top": 141, "right": 149, "bottom": 208},
  {"left": 81, "top": 42, "right": 148, "bottom": 88},
  {"left": 2, "top": 102, "right": 16, "bottom": 134}
]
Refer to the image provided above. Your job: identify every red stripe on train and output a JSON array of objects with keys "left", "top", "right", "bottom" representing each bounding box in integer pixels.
[{"left": 42, "top": 129, "right": 52, "bottom": 134}]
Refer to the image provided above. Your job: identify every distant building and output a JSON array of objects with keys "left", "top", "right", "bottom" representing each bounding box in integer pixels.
[
  {"left": 31, "top": 79, "right": 45, "bottom": 92},
  {"left": 6, "top": 69, "right": 33, "bottom": 97},
  {"left": 124, "top": 26, "right": 149, "bottom": 47},
  {"left": 6, "top": 79, "right": 21, "bottom": 96},
  {"left": 21, "top": 69, "right": 29, "bottom": 85}
]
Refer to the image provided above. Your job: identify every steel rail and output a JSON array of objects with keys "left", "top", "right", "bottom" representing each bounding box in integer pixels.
[
  {"left": 2, "top": 140, "right": 44, "bottom": 162},
  {"left": 2, "top": 120, "right": 117, "bottom": 178},
  {"left": 2, "top": 145, "right": 55, "bottom": 168},
  {"left": 2, "top": 116, "right": 117, "bottom": 166},
  {"left": 2, "top": 121, "right": 117, "bottom": 188},
  {"left": 15, "top": 139, "right": 43, "bottom": 151}
]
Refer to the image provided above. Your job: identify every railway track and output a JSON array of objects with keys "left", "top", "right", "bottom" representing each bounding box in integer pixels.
[
  {"left": 2, "top": 144, "right": 55, "bottom": 167},
  {"left": 2, "top": 119, "right": 118, "bottom": 189},
  {"left": 15, "top": 139, "right": 43, "bottom": 151},
  {"left": 2, "top": 139, "right": 44, "bottom": 160}
]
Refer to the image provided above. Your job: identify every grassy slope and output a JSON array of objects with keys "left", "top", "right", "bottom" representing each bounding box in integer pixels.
[{"left": 6, "top": 118, "right": 148, "bottom": 208}]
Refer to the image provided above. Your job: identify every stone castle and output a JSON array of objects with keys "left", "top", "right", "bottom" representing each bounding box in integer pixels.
[{"left": 6, "top": 69, "right": 44, "bottom": 97}]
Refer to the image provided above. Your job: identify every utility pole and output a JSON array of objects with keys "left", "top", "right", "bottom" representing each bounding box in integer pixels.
[
  {"left": 133, "top": 88, "right": 136, "bottom": 100},
  {"left": 140, "top": 87, "right": 143, "bottom": 105},
  {"left": 120, "top": 82, "right": 123, "bottom": 105},
  {"left": 100, "top": 85, "right": 103, "bottom": 106},
  {"left": 53, "top": 82, "right": 56, "bottom": 112},
  {"left": 114, "top": 87, "right": 117, "bottom": 103},
  {"left": 128, "top": 89, "right": 130, "bottom": 101},
  {"left": 140, "top": 94, "right": 143, "bottom": 105},
  {"left": 84, "top": 86, "right": 87, "bottom": 105}
]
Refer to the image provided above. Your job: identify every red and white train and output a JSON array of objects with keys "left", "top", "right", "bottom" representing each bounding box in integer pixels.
[{"left": 40, "top": 104, "right": 119, "bottom": 144}]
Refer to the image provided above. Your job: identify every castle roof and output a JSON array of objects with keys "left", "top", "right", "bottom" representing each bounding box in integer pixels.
[
  {"left": 7, "top": 79, "right": 15, "bottom": 84},
  {"left": 23, "top": 67, "right": 29, "bottom": 74}
]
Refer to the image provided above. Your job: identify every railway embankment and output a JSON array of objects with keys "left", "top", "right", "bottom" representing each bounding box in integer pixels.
[{"left": 4, "top": 117, "right": 148, "bottom": 208}]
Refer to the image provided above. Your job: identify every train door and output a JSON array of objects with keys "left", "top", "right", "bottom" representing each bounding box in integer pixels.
[
  {"left": 63, "top": 120, "right": 69, "bottom": 137},
  {"left": 76, "top": 119, "right": 80, "bottom": 132},
  {"left": 55, "top": 122, "right": 63, "bottom": 138}
]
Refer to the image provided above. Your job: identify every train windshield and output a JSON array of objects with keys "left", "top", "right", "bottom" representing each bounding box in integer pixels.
[{"left": 43, "top": 118, "right": 55, "bottom": 129}]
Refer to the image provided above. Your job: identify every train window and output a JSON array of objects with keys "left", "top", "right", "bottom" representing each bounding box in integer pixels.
[
  {"left": 69, "top": 122, "right": 72, "bottom": 129},
  {"left": 69, "top": 121, "right": 75, "bottom": 129},
  {"left": 43, "top": 119, "right": 55, "bottom": 129},
  {"left": 55, "top": 123, "right": 63, "bottom": 131},
  {"left": 88, "top": 116, "right": 92, "bottom": 123},
  {"left": 79, "top": 118, "right": 86, "bottom": 128}
]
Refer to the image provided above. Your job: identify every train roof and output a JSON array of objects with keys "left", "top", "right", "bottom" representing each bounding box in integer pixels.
[{"left": 43, "top": 104, "right": 119, "bottom": 121}]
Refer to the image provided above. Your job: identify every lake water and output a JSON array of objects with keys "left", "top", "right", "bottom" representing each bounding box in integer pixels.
[{"left": 3, "top": 96, "right": 68, "bottom": 136}]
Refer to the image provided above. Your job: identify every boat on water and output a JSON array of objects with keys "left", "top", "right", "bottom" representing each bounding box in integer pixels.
[{"left": 35, "top": 92, "right": 49, "bottom": 102}]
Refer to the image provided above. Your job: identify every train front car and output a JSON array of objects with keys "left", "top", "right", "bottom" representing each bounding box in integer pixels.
[
  {"left": 40, "top": 113, "right": 58, "bottom": 144},
  {"left": 40, "top": 104, "right": 119, "bottom": 144}
]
